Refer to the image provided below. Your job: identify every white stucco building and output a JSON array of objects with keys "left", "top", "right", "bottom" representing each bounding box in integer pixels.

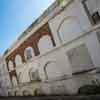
[{"left": 1, "top": 0, "right": 100, "bottom": 96}]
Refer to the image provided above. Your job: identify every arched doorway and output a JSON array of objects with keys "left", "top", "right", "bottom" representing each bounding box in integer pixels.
[
  {"left": 44, "top": 61, "right": 63, "bottom": 80},
  {"left": 38, "top": 35, "right": 53, "bottom": 54}
]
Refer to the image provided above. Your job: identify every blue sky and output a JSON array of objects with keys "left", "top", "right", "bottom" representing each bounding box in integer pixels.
[{"left": 0, "top": 0, "right": 54, "bottom": 56}]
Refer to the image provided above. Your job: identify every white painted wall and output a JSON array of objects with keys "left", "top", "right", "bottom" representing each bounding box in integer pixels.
[
  {"left": 38, "top": 46, "right": 72, "bottom": 81},
  {"left": 49, "top": 0, "right": 91, "bottom": 45},
  {"left": 14, "top": 31, "right": 100, "bottom": 92},
  {"left": 12, "top": 29, "right": 100, "bottom": 95},
  {"left": 66, "top": 44, "right": 94, "bottom": 73}
]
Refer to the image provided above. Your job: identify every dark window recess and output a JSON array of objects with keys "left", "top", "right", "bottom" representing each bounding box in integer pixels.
[
  {"left": 30, "top": 70, "right": 40, "bottom": 81},
  {"left": 96, "top": 32, "right": 100, "bottom": 43},
  {"left": 26, "top": 49, "right": 33, "bottom": 60},
  {"left": 92, "top": 11, "right": 100, "bottom": 24}
]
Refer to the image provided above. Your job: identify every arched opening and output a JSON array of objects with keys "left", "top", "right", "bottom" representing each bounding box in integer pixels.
[
  {"left": 57, "top": 16, "right": 82, "bottom": 43},
  {"left": 8, "top": 61, "right": 14, "bottom": 71},
  {"left": 24, "top": 46, "right": 34, "bottom": 61},
  {"left": 38, "top": 35, "right": 53, "bottom": 54},
  {"left": 15, "top": 54, "right": 22, "bottom": 67},
  {"left": 44, "top": 61, "right": 63, "bottom": 80}
]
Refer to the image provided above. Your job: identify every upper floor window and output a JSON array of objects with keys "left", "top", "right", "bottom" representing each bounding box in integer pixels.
[
  {"left": 38, "top": 35, "right": 53, "bottom": 54},
  {"left": 83, "top": 0, "right": 100, "bottom": 25},
  {"left": 8, "top": 61, "right": 14, "bottom": 71},
  {"left": 24, "top": 47, "right": 34, "bottom": 61},
  {"left": 15, "top": 54, "right": 22, "bottom": 67}
]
